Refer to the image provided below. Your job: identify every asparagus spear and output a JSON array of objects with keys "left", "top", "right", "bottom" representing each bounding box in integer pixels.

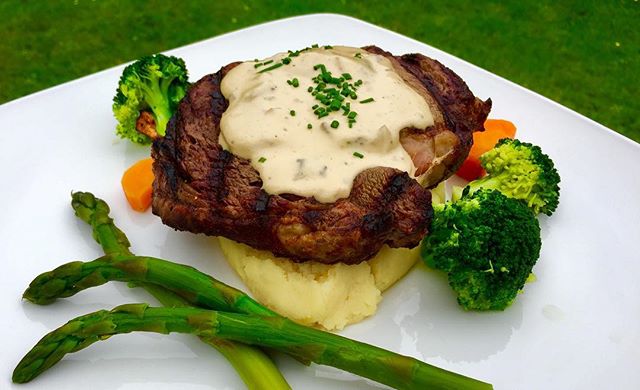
[
  {"left": 141, "top": 282, "right": 291, "bottom": 390},
  {"left": 65, "top": 192, "right": 290, "bottom": 390},
  {"left": 20, "top": 192, "right": 492, "bottom": 388},
  {"left": 14, "top": 304, "right": 492, "bottom": 390},
  {"left": 24, "top": 255, "right": 274, "bottom": 317}
]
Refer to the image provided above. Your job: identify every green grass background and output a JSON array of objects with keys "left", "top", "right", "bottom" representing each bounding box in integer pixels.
[{"left": 2, "top": 0, "right": 638, "bottom": 142}]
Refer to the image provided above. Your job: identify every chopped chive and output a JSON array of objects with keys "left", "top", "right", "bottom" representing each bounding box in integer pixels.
[
  {"left": 307, "top": 123, "right": 312, "bottom": 129},
  {"left": 360, "top": 97, "right": 375, "bottom": 104},
  {"left": 349, "top": 92, "right": 358, "bottom": 99},
  {"left": 287, "top": 78, "right": 299, "bottom": 87},
  {"left": 258, "top": 157, "right": 267, "bottom": 163},
  {"left": 307, "top": 86, "right": 313, "bottom": 92},
  {"left": 255, "top": 59, "right": 274, "bottom": 68},
  {"left": 290, "top": 110, "right": 296, "bottom": 116},
  {"left": 324, "top": 45, "right": 333, "bottom": 49},
  {"left": 311, "top": 43, "right": 319, "bottom": 48},
  {"left": 330, "top": 120, "right": 339, "bottom": 129},
  {"left": 342, "top": 73, "right": 352, "bottom": 80},
  {"left": 354, "top": 52, "right": 362, "bottom": 58},
  {"left": 353, "top": 152, "right": 364, "bottom": 158},
  {"left": 282, "top": 57, "right": 292, "bottom": 65},
  {"left": 348, "top": 111, "right": 357, "bottom": 119},
  {"left": 258, "top": 62, "right": 284, "bottom": 73}
]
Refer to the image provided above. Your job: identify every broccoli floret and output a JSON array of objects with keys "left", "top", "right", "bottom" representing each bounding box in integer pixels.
[
  {"left": 112, "top": 54, "right": 189, "bottom": 144},
  {"left": 421, "top": 189, "right": 541, "bottom": 310},
  {"left": 466, "top": 138, "right": 561, "bottom": 216}
]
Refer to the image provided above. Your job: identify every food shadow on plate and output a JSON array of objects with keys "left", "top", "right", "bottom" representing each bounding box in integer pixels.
[
  {"left": 20, "top": 282, "right": 155, "bottom": 328},
  {"left": 356, "top": 262, "right": 524, "bottom": 364},
  {"left": 17, "top": 334, "right": 245, "bottom": 389}
]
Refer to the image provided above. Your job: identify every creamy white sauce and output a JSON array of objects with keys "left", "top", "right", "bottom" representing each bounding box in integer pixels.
[{"left": 220, "top": 46, "right": 433, "bottom": 203}]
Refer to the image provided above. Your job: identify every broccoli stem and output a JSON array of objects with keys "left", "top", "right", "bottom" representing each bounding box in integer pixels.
[
  {"left": 13, "top": 304, "right": 491, "bottom": 390},
  {"left": 466, "top": 176, "right": 502, "bottom": 194},
  {"left": 145, "top": 76, "right": 174, "bottom": 137},
  {"left": 67, "top": 192, "right": 289, "bottom": 390}
]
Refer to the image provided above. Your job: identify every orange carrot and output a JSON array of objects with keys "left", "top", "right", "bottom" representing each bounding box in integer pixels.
[
  {"left": 121, "top": 157, "right": 154, "bottom": 212},
  {"left": 456, "top": 119, "right": 517, "bottom": 181}
]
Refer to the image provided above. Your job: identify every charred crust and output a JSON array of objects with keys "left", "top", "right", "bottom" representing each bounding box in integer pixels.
[
  {"left": 255, "top": 191, "right": 270, "bottom": 212},
  {"left": 362, "top": 212, "right": 392, "bottom": 235},
  {"left": 151, "top": 47, "right": 491, "bottom": 264}
]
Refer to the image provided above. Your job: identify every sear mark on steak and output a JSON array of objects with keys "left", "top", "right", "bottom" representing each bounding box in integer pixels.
[{"left": 152, "top": 46, "right": 491, "bottom": 265}]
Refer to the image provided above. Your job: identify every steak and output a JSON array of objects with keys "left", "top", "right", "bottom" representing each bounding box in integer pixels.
[{"left": 152, "top": 46, "right": 491, "bottom": 265}]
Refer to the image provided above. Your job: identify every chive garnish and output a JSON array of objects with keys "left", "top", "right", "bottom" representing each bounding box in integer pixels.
[
  {"left": 347, "top": 111, "right": 357, "bottom": 119},
  {"left": 360, "top": 97, "right": 374, "bottom": 104},
  {"left": 307, "top": 123, "right": 312, "bottom": 129},
  {"left": 353, "top": 152, "right": 364, "bottom": 158},
  {"left": 290, "top": 110, "right": 296, "bottom": 116},
  {"left": 254, "top": 59, "right": 274, "bottom": 68},
  {"left": 258, "top": 157, "right": 267, "bottom": 163},
  {"left": 354, "top": 52, "right": 362, "bottom": 58},
  {"left": 330, "top": 120, "right": 339, "bottom": 129},
  {"left": 258, "top": 62, "right": 284, "bottom": 73}
]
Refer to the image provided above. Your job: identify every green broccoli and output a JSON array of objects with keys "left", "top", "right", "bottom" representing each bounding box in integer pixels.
[
  {"left": 112, "top": 54, "right": 189, "bottom": 144},
  {"left": 421, "top": 189, "right": 541, "bottom": 310},
  {"left": 465, "top": 138, "right": 561, "bottom": 216}
]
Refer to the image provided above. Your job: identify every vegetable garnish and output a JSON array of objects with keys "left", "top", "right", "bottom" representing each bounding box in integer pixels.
[
  {"left": 421, "top": 189, "right": 541, "bottom": 311},
  {"left": 353, "top": 151, "right": 364, "bottom": 158},
  {"left": 359, "top": 97, "right": 375, "bottom": 104},
  {"left": 15, "top": 193, "right": 493, "bottom": 390},
  {"left": 254, "top": 59, "right": 274, "bottom": 68},
  {"left": 307, "top": 60, "right": 366, "bottom": 128},
  {"left": 112, "top": 53, "right": 189, "bottom": 144},
  {"left": 19, "top": 192, "right": 291, "bottom": 389},
  {"left": 121, "top": 157, "right": 154, "bottom": 212},
  {"left": 465, "top": 138, "right": 561, "bottom": 216},
  {"left": 257, "top": 62, "right": 283, "bottom": 73},
  {"left": 258, "top": 156, "right": 267, "bottom": 163},
  {"left": 456, "top": 119, "right": 517, "bottom": 181}
]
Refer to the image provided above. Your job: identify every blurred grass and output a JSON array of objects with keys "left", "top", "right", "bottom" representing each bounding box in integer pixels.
[{"left": 1, "top": 0, "right": 638, "bottom": 142}]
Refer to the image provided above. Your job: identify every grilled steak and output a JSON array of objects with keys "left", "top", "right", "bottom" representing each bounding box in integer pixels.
[{"left": 152, "top": 46, "right": 491, "bottom": 265}]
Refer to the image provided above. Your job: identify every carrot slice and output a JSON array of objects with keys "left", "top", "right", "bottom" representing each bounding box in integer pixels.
[
  {"left": 456, "top": 119, "right": 517, "bottom": 181},
  {"left": 121, "top": 157, "right": 154, "bottom": 212}
]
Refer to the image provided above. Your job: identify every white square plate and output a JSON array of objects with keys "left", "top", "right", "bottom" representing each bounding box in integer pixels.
[{"left": 1, "top": 14, "right": 639, "bottom": 390}]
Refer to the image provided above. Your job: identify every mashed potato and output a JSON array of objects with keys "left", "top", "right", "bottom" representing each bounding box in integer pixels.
[{"left": 219, "top": 237, "right": 420, "bottom": 330}]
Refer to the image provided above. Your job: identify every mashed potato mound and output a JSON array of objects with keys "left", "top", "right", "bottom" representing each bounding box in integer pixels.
[{"left": 219, "top": 237, "right": 419, "bottom": 330}]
